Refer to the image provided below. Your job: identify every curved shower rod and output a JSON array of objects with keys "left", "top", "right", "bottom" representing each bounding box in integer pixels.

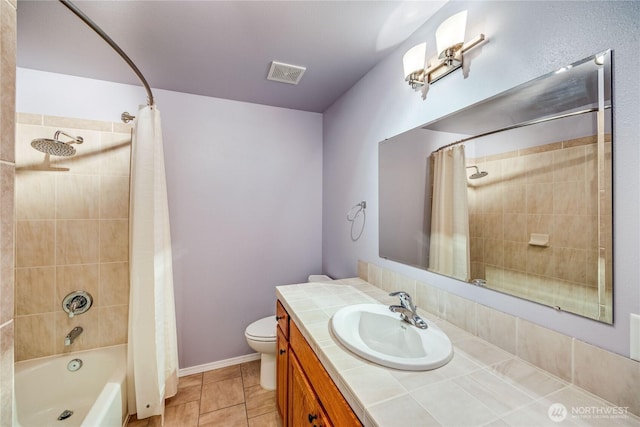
[{"left": 59, "top": 0, "right": 154, "bottom": 106}]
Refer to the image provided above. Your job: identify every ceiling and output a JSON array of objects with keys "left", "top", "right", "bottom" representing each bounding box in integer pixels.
[{"left": 17, "top": 0, "right": 447, "bottom": 113}]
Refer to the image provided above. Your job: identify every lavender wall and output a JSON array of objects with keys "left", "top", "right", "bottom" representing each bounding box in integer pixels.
[
  {"left": 17, "top": 69, "right": 323, "bottom": 368},
  {"left": 322, "top": 1, "right": 640, "bottom": 357},
  {"left": 159, "top": 91, "right": 323, "bottom": 367}
]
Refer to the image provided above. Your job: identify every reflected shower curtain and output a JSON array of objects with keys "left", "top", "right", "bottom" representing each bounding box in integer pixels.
[
  {"left": 127, "top": 105, "right": 179, "bottom": 420},
  {"left": 429, "top": 145, "right": 470, "bottom": 281}
]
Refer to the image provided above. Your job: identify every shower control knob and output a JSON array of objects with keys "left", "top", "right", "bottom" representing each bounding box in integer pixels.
[{"left": 62, "top": 291, "right": 93, "bottom": 318}]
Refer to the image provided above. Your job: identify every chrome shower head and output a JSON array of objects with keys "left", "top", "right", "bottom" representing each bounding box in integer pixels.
[
  {"left": 467, "top": 165, "right": 488, "bottom": 179},
  {"left": 31, "top": 130, "right": 83, "bottom": 157}
]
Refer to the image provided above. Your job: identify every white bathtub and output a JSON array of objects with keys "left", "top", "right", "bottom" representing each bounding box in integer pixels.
[{"left": 14, "top": 344, "right": 127, "bottom": 427}]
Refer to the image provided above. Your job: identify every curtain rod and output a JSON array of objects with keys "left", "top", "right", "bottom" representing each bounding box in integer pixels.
[
  {"left": 59, "top": 0, "right": 155, "bottom": 106},
  {"left": 433, "top": 106, "right": 611, "bottom": 154}
]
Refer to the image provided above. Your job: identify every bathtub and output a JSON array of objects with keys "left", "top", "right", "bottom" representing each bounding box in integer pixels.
[{"left": 14, "top": 344, "right": 127, "bottom": 427}]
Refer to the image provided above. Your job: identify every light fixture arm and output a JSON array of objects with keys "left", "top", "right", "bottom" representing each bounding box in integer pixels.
[
  {"left": 405, "top": 71, "right": 426, "bottom": 90},
  {"left": 425, "top": 33, "right": 486, "bottom": 84}
]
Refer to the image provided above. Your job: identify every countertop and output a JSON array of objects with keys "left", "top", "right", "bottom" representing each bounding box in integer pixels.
[{"left": 276, "top": 279, "right": 639, "bottom": 427}]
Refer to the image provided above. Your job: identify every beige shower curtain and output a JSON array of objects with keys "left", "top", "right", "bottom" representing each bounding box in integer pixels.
[
  {"left": 429, "top": 145, "right": 470, "bottom": 281},
  {"left": 127, "top": 105, "right": 179, "bottom": 420}
]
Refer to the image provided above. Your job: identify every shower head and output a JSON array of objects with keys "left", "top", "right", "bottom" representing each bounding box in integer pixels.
[
  {"left": 467, "top": 165, "right": 488, "bottom": 179},
  {"left": 31, "top": 130, "right": 83, "bottom": 157}
]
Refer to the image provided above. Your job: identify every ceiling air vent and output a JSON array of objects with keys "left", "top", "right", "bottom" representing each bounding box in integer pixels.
[{"left": 267, "top": 61, "right": 306, "bottom": 85}]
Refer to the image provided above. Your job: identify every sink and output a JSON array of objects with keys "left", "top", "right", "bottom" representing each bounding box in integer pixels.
[{"left": 330, "top": 304, "right": 453, "bottom": 371}]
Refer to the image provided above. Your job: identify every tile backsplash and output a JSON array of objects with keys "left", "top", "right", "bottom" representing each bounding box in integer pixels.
[
  {"left": 360, "top": 260, "right": 640, "bottom": 417},
  {"left": 14, "top": 113, "right": 132, "bottom": 361}
]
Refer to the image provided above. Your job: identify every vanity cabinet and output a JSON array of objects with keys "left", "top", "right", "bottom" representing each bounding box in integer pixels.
[
  {"left": 276, "top": 300, "right": 361, "bottom": 427},
  {"left": 289, "top": 354, "right": 332, "bottom": 427}
]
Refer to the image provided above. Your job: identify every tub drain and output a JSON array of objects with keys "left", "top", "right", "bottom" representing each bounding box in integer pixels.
[
  {"left": 58, "top": 410, "right": 74, "bottom": 421},
  {"left": 67, "top": 358, "right": 82, "bottom": 372}
]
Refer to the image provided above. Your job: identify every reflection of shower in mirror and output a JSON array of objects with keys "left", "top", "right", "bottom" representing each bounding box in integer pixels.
[
  {"left": 466, "top": 165, "right": 488, "bottom": 179},
  {"left": 379, "top": 50, "right": 614, "bottom": 324}
]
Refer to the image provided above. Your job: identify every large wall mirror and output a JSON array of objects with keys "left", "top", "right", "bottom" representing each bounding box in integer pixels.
[{"left": 379, "top": 50, "right": 613, "bottom": 323}]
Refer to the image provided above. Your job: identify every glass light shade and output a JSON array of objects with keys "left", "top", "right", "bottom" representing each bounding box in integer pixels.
[
  {"left": 435, "top": 10, "right": 467, "bottom": 55},
  {"left": 403, "top": 42, "right": 426, "bottom": 79}
]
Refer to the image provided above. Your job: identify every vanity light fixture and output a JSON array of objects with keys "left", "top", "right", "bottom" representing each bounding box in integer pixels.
[
  {"left": 403, "top": 10, "right": 486, "bottom": 95},
  {"left": 403, "top": 42, "right": 428, "bottom": 90}
]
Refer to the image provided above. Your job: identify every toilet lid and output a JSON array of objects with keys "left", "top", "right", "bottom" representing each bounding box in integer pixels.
[{"left": 245, "top": 316, "right": 276, "bottom": 340}]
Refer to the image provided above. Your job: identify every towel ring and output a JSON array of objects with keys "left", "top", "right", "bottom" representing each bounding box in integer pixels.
[{"left": 347, "top": 201, "right": 366, "bottom": 241}]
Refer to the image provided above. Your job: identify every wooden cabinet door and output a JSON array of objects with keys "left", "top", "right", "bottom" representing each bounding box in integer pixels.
[
  {"left": 276, "top": 326, "right": 289, "bottom": 425},
  {"left": 288, "top": 353, "right": 332, "bottom": 427}
]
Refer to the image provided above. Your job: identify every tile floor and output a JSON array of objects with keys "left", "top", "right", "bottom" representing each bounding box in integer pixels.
[{"left": 127, "top": 360, "right": 282, "bottom": 427}]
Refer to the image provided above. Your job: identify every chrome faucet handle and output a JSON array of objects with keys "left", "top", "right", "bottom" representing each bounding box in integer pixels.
[
  {"left": 389, "top": 291, "right": 416, "bottom": 312},
  {"left": 389, "top": 291, "right": 428, "bottom": 329}
]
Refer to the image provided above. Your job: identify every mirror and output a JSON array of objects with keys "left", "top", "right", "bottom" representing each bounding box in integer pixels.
[{"left": 379, "top": 50, "right": 613, "bottom": 323}]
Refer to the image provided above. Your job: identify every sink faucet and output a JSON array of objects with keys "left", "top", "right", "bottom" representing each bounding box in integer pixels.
[
  {"left": 389, "top": 291, "right": 428, "bottom": 329},
  {"left": 64, "top": 326, "right": 83, "bottom": 346}
]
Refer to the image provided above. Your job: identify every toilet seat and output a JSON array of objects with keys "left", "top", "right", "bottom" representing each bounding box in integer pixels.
[{"left": 245, "top": 316, "right": 276, "bottom": 342}]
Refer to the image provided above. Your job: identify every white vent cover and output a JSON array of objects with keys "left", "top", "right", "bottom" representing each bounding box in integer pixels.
[{"left": 267, "top": 61, "right": 306, "bottom": 85}]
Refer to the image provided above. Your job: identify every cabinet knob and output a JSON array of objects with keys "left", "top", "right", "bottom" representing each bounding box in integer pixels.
[
  {"left": 275, "top": 315, "right": 285, "bottom": 321},
  {"left": 279, "top": 349, "right": 286, "bottom": 355},
  {"left": 308, "top": 413, "right": 318, "bottom": 423}
]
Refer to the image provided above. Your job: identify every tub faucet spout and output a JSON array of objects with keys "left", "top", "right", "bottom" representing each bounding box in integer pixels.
[{"left": 65, "top": 326, "right": 83, "bottom": 346}]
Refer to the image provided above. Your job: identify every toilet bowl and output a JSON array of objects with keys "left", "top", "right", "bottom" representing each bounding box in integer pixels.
[{"left": 245, "top": 316, "right": 277, "bottom": 390}]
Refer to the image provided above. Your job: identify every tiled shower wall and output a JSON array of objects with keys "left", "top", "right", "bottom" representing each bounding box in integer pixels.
[
  {"left": 467, "top": 135, "right": 612, "bottom": 319},
  {"left": 14, "top": 113, "right": 132, "bottom": 361},
  {"left": 0, "top": 0, "right": 16, "bottom": 424}
]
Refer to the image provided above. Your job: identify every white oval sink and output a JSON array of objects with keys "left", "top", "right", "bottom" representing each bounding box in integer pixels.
[{"left": 330, "top": 304, "right": 453, "bottom": 371}]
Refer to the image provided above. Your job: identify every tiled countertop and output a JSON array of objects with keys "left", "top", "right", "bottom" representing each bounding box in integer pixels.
[{"left": 276, "top": 279, "right": 640, "bottom": 427}]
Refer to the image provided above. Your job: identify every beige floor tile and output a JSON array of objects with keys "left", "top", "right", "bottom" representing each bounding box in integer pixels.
[
  {"left": 241, "top": 360, "right": 261, "bottom": 388},
  {"left": 203, "top": 365, "right": 242, "bottom": 384},
  {"left": 127, "top": 362, "right": 280, "bottom": 427},
  {"left": 126, "top": 414, "right": 150, "bottom": 427},
  {"left": 248, "top": 411, "right": 282, "bottom": 427},
  {"left": 166, "top": 383, "right": 202, "bottom": 408},
  {"left": 201, "top": 377, "right": 245, "bottom": 413},
  {"left": 245, "top": 384, "right": 277, "bottom": 418},
  {"left": 180, "top": 372, "right": 204, "bottom": 389},
  {"left": 164, "top": 401, "right": 200, "bottom": 427},
  {"left": 148, "top": 415, "right": 163, "bottom": 427},
  {"left": 199, "top": 404, "right": 248, "bottom": 427}
]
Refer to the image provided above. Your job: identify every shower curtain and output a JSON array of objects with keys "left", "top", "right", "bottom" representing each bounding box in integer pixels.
[
  {"left": 127, "top": 105, "right": 179, "bottom": 420},
  {"left": 429, "top": 145, "right": 471, "bottom": 281}
]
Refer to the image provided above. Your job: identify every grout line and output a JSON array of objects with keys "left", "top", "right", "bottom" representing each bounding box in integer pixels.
[
  {"left": 515, "top": 316, "right": 519, "bottom": 357},
  {"left": 197, "top": 372, "right": 204, "bottom": 427},
  {"left": 570, "top": 337, "right": 575, "bottom": 385}
]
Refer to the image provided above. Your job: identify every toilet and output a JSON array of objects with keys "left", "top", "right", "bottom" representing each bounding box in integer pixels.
[
  {"left": 308, "top": 274, "right": 333, "bottom": 283},
  {"left": 245, "top": 274, "right": 332, "bottom": 390},
  {"left": 245, "top": 316, "right": 278, "bottom": 390}
]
